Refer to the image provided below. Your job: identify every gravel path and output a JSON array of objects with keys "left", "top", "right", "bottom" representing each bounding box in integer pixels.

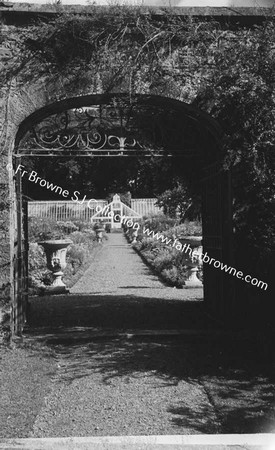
[
  {"left": 0, "top": 346, "right": 55, "bottom": 438},
  {"left": 23, "top": 233, "right": 275, "bottom": 438},
  {"left": 30, "top": 342, "right": 219, "bottom": 437},
  {"left": 28, "top": 335, "right": 275, "bottom": 438},
  {"left": 70, "top": 232, "right": 203, "bottom": 301},
  {"left": 28, "top": 233, "right": 204, "bottom": 332},
  {"left": 27, "top": 235, "right": 216, "bottom": 437}
]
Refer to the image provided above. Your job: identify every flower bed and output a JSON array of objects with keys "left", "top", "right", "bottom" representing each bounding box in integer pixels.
[
  {"left": 126, "top": 215, "right": 203, "bottom": 288},
  {"left": 28, "top": 217, "right": 106, "bottom": 294}
]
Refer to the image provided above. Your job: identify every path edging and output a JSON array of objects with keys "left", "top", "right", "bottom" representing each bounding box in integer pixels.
[{"left": 0, "top": 433, "right": 274, "bottom": 449}]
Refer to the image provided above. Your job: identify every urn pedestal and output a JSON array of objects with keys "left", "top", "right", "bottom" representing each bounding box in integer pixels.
[
  {"left": 132, "top": 229, "right": 138, "bottom": 244},
  {"left": 95, "top": 227, "right": 105, "bottom": 243},
  {"left": 178, "top": 236, "right": 203, "bottom": 288},
  {"left": 38, "top": 239, "right": 72, "bottom": 294}
]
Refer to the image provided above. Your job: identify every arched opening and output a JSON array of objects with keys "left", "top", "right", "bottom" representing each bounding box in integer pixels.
[{"left": 11, "top": 93, "right": 234, "bottom": 336}]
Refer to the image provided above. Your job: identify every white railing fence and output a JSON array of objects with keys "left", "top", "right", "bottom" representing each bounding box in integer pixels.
[
  {"left": 28, "top": 200, "right": 107, "bottom": 222},
  {"left": 28, "top": 198, "right": 163, "bottom": 221},
  {"left": 130, "top": 199, "right": 162, "bottom": 217}
]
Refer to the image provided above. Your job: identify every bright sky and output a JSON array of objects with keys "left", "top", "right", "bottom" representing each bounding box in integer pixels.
[{"left": 7, "top": 0, "right": 275, "bottom": 6}]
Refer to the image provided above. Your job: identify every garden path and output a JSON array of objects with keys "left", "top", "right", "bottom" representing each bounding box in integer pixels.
[
  {"left": 26, "top": 233, "right": 222, "bottom": 438},
  {"left": 21, "top": 233, "right": 275, "bottom": 438},
  {"left": 28, "top": 231, "right": 204, "bottom": 332},
  {"left": 70, "top": 232, "right": 203, "bottom": 300}
]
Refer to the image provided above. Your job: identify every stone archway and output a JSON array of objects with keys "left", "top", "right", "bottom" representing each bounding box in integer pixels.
[{"left": 9, "top": 93, "right": 234, "bottom": 335}]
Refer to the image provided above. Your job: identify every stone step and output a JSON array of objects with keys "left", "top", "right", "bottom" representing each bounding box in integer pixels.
[{"left": 0, "top": 434, "right": 274, "bottom": 449}]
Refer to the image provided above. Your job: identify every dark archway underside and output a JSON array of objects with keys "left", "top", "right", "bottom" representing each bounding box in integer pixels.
[
  {"left": 11, "top": 93, "right": 234, "bottom": 337},
  {"left": 15, "top": 94, "right": 222, "bottom": 172}
]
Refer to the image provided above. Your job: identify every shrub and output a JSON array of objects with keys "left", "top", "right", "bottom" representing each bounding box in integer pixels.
[
  {"left": 28, "top": 217, "right": 62, "bottom": 242},
  {"left": 28, "top": 243, "right": 53, "bottom": 294},
  {"left": 28, "top": 223, "right": 100, "bottom": 294},
  {"left": 131, "top": 218, "right": 203, "bottom": 287},
  {"left": 161, "top": 267, "right": 181, "bottom": 284},
  {"left": 153, "top": 250, "right": 175, "bottom": 272},
  {"left": 56, "top": 221, "right": 78, "bottom": 234},
  {"left": 143, "top": 215, "right": 179, "bottom": 233},
  {"left": 0, "top": 282, "right": 10, "bottom": 309},
  {"left": 67, "top": 243, "right": 87, "bottom": 267},
  {"left": 0, "top": 282, "right": 11, "bottom": 343},
  {"left": 69, "top": 230, "right": 96, "bottom": 244},
  {"left": 28, "top": 217, "right": 93, "bottom": 242},
  {"left": 67, "top": 219, "right": 92, "bottom": 232},
  {"left": 170, "top": 221, "right": 202, "bottom": 237}
]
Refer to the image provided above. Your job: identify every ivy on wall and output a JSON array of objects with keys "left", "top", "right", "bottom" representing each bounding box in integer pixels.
[{"left": 0, "top": 7, "right": 274, "bottom": 283}]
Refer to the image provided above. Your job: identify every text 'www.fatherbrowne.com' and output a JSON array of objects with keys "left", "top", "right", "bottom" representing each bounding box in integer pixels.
[
  {"left": 129, "top": 222, "right": 268, "bottom": 291},
  {"left": 10, "top": 164, "right": 268, "bottom": 292}
]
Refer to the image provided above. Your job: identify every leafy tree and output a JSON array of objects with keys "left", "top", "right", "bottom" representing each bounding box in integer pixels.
[
  {"left": 156, "top": 183, "right": 201, "bottom": 221},
  {"left": 192, "top": 21, "right": 275, "bottom": 283}
]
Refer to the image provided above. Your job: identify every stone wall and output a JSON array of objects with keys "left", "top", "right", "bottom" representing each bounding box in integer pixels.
[
  {"left": 0, "top": 22, "right": 166, "bottom": 331},
  {"left": 0, "top": 6, "right": 273, "bottom": 333},
  {"left": 0, "top": 31, "right": 117, "bottom": 330}
]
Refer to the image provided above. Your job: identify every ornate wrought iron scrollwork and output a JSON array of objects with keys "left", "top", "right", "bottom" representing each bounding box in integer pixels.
[
  {"left": 17, "top": 99, "right": 201, "bottom": 157},
  {"left": 19, "top": 104, "right": 152, "bottom": 156}
]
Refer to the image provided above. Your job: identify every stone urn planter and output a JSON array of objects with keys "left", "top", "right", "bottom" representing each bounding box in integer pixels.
[
  {"left": 95, "top": 227, "right": 105, "bottom": 243},
  {"left": 105, "top": 223, "right": 111, "bottom": 234},
  {"left": 178, "top": 236, "right": 203, "bottom": 288},
  {"left": 132, "top": 229, "right": 138, "bottom": 244},
  {"left": 38, "top": 239, "right": 72, "bottom": 294},
  {"left": 94, "top": 222, "right": 105, "bottom": 243}
]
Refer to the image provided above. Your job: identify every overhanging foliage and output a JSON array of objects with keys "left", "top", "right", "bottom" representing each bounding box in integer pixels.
[{"left": 1, "top": 8, "right": 274, "bottom": 282}]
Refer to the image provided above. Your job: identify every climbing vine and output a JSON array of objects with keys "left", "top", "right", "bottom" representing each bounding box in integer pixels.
[{"left": 0, "top": 7, "right": 274, "bottom": 282}]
